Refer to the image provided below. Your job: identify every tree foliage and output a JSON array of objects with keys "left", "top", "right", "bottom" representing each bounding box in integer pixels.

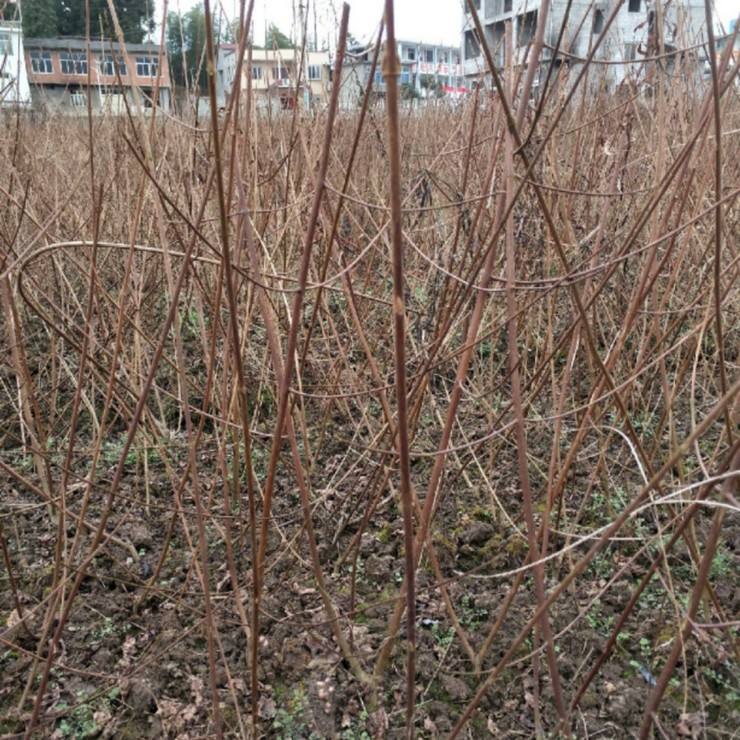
[
  {"left": 265, "top": 23, "right": 291, "bottom": 49},
  {"left": 166, "top": 6, "right": 208, "bottom": 93},
  {"left": 21, "top": 0, "right": 154, "bottom": 42},
  {"left": 21, "top": 0, "right": 57, "bottom": 36},
  {"left": 0, "top": 1, "right": 20, "bottom": 22}
]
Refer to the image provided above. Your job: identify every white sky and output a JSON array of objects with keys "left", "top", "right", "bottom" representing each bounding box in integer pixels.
[{"left": 161, "top": 0, "right": 738, "bottom": 48}]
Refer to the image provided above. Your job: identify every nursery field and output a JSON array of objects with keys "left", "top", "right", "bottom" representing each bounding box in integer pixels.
[{"left": 1, "top": 9, "right": 739, "bottom": 739}]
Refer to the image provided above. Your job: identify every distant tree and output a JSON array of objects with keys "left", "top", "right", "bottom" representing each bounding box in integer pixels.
[
  {"left": 56, "top": 0, "right": 154, "bottom": 42},
  {"left": 400, "top": 82, "right": 418, "bottom": 101},
  {"left": 1, "top": 1, "right": 20, "bottom": 22},
  {"left": 21, "top": 0, "right": 57, "bottom": 36},
  {"left": 265, "top": 23, "right": 291, "bottom": 49},
  {"left": 167, "top": 7, "right": 208, "bottom": 94},
  {"left": 222, "top": 17, "right": 252, "bottom": 46}
]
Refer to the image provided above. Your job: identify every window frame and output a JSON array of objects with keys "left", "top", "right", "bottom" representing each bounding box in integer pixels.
[
  {"left": 517, "top": 10, "right": 538, "bottom": 48},
  {"left": 70, "top": 88, "right": 87, "bottom": 106},
  {"left": 30, "top": 50, "right": 53, "bottom": 74},
  {"left": 100, "top": 54, "right": 127, "bottom": 77},
  {"left": 61, "top": 51, "right": 88, "bottom": 75},
  {"left": 136, "top": 55, "right": 158, "bottom": 78},
  {"left": 592, "top": 9, "right": 605, "bottom": 34},
  {"left": 0, "top": 31, "right": 12, "bottom": 57},
  {"left": 628, "top": 0, "right": 641, "bottom": 12},
  {"left": 307, "top": 64, "right": 321, "bottom": 81},
  {"left": 251, "top": 65, "right": 262, "bottom": 80}
]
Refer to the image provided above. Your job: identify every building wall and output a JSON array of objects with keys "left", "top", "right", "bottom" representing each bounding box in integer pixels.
[
  {"left": 24, "top": 44, "right": 170, "bottom": 90},
  {"left": 216, "top": 46, "right": 237, "bottom": 107},
  {"left": 0, "top": 21, "right": 32, "bottom": 106},
  {"left": 30, "top": 83, "right": 170, "bottom": 116},
  {"left": 23, "top": 39, "right": 171, "bottom": 114},
  {"left": 339, "top": 40, "right": 466, "bottom": 109},
  {"left": 218, "top": 45, "right": 332, "bottom": 112},
  {"left": 462, "top": 0, "right": 708, "bottom": 87}
]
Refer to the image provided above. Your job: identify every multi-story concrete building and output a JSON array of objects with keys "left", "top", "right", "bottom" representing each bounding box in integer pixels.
[
  {"left": 462, "top": 0, "right": 707, "bottom": 87},
  {"left": 713, "top": 21, "right": 739, "bottom": 73},
  {"left": 0, "top": 19, "right": 32, "bottom": 107},
  {"left": 23, "top": 37, "right": 171, "bottom": 115},
  {"left": 216, "top": 44, "right": 332, "bottom": 111},
  {"left": 339, "top": 39, "right": 467, "bottom": 108}
]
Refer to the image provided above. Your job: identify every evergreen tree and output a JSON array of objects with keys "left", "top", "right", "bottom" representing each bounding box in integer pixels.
[
  {"left": 55, "top": 0, "right": 154, "bottom": 42},
  {"left": 1, "top": 1, "right": 20, "bottom": 22},
  {"left": 21, "top": 0, "right": 58, "bottom": 37},
  {"left": 166, "top": 7, "right": 208, "bottom": 93},
  {"left": 265, "top": 23, "right": 291, "bottom": 49}
]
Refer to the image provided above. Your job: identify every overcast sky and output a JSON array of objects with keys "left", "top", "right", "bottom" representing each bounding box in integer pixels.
[{"left": 162, "top": 0, "right": 737, "bottom": 47}]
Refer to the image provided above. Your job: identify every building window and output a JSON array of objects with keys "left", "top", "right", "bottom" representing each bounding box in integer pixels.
[
  {"left": 504, "top": 0, "right": 512, "bottom": 11},
  {"left": 628, "top": 0, "right": 641, "bottom": 11},
  {"left": 374, "top": 69, "right": 384, "bottom": 85},
  {"left": 464, "top": 29, "right": 480, "bottom": 59},
  {"left": 425, "top": 48, "right": 434, "bottom": 63},
  {"left": 61, "top": 51, "right": 88, "bottom": 75},
  {"left": 136, "top": 56, "right": 158, "bottom": 77},
  {"left": 592, "top": 9, "right": 605, "bottom": 34},
  {"left": 400, "top": 69, "right": 411, "bottom": 85},
  {"left": 405, "top": 47, "right": 415, "bottom": 61},
  {"left": 251, "top": 65, "right": 262, "bottom": 79},
  {"left": 70, "top": 89, "right": 87, "bottom": 106},
  {"left": 30, "top": 50, "right": 53, "bottom": 74},
  {"left": 518, "top": 10, "right": 538, "bottom": 47},
  {"left": 439, "top": 51, "right": 448, "bottom": 64},
  {"left": 307, "top": 64, "right": 321, "bottom": 80},
  {"left": 272, "top": 65, "right": 289, "bottom": 80},
  {"left": 0, "top": 32, "right": 12, "bottom": 56},
  {"left": 100, "top": 55, "right": 127, "bottom": 76}
]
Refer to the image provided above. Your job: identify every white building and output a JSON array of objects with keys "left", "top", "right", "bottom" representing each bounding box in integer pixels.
[
  {"left": 0, "top": 19, "right": 32, "bottom": 107},
  {"left": 339, "top": 40, "right": 467, "bottom": 109},
  {"left": 217, "top": 44, "right": 332, "bottom": 112},
  {"left": 462, "top": 0, "right": 707, "bottom": 88}
]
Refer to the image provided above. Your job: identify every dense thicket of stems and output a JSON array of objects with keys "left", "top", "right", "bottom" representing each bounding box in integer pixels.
[{"left": 0, "top": 1, "right": 737, "bottom": 737}]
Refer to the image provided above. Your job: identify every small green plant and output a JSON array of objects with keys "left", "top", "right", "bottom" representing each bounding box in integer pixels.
[
  {"left": 639, "top": 636, "right": 652, "bottom": 659},
  {"left": 93, "top": 616, "right": 117, "bottom": 641},
  {"left": 702, "top": 665, "right": 740, "bottom": 709},
  {"left": 432, "top": 622, "right": 454, "bottom": 649},
  {"left": 54, "top": 688, "right": 118, "bottom": 739},
  {"left": 459, "top": 594, "right": 488, "bottom": 631},
  {"left": 710, "top": 544, "right": 731, "bottom": 580},
  {"left": 585, "top": 599, "right": 615, "bottom": 636},
  {"left": 271, "top": 684, "right": 319, "bottom": 739},
  {"left": 102, "top": 437, "right": 136, "bottom": 467},
  {"left": 340, "top": 707, "right": 371, "bottom": 740}
]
